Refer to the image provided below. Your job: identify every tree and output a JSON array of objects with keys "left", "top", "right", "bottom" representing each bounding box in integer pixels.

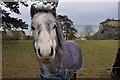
[
  {"left": 82, "top": 25, "right": 95, "bottom": 39},
  {"left": 58, "top": 15, "right": 77, "bottom": 40},
  {"left": 1, "top": 1, "right": 29, "bottom": 31},
  {"left": 69, "top": 26, "right": 78, "bottom": 40},
  {"left": 79, "top": 30, "right": 85, "bottom": 38}
]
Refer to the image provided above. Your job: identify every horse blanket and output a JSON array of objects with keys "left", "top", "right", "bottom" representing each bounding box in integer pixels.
[
  {"left": 40, "top": 40, "right": 83, "bottom": 79},
  {"left": 62, "top": 40, "right": 83, "bottom": 78}
]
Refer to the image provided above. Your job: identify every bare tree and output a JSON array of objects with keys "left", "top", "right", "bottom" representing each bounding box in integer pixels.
[
  {"left": 79, "top": 30, "right": 85, "bottom": 38},
  {"left": 82, "top": 25, "right": 95, "bottom": 39}
]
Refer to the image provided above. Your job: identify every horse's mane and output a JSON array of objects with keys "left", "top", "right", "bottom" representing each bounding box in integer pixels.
[{"left": 55, "top": 19, "right": 65, "bottom": 51}]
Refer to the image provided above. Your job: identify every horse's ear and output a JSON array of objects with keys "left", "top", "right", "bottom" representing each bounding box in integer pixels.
[
  {"left": 51, "top": 7, "right": 56, "bottom": 17},
  {"left": 51, "top": 1, "right": 58, "bottom": 17},
  {"left": 30, "top": 4, "right": 37, "bottom": 18}
]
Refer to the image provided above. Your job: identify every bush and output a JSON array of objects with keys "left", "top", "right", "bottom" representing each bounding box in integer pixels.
[{"left": 25, "top": 35, "right": 33, "bottom": 40}]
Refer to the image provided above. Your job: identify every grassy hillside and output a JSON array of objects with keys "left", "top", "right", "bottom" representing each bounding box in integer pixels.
[
  {"left": 93, "top": 19, "right": 120, "bottom": 40},
  {"left": 100, "top": 19, "right": 120, "bottom": 27},
  {"left": 2, "top": 40, "right": 118, "bottom": 78},
  {"left": 107, "top": 21, "right": 120, "bottom": 27}
]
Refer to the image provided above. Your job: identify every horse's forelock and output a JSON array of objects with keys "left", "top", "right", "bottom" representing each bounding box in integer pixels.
[{"left": 30, "top": 3, "right": 57, "bottom": 18}]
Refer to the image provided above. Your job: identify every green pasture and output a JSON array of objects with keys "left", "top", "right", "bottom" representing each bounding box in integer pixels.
[
  {"left": 2, "top": 40, "right": 118, "bottom": 78},
  {"left": 76, "top": 40, "right": 118, "bottom": 78}
]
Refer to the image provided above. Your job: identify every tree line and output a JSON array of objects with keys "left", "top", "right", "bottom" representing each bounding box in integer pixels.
[{"left": 1, "top": 2, "right": 28, "bottom": 31}]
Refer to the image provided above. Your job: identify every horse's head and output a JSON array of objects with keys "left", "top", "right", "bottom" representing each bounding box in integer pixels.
[{"left": 30, "top": 3, "right": 64, "bottom": 64}]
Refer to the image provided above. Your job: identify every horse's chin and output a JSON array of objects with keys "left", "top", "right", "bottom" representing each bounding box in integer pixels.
[
  {"left": 41, "top": 58, "right": 54, "bottom": 64},
  {"left": 41, "top": 61, "right": 52, "bottom": 64}
]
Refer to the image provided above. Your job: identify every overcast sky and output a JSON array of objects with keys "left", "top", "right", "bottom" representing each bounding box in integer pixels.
[
  {"left": 1, "top": 0, "right": 119, "bottom": 35},
  {"left": 57, "top": 2, "right": 118, "bottom": 25}
]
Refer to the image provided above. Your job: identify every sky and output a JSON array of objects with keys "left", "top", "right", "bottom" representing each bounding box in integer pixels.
[
  {"left": 1, "top": 0, "right": 119, "bottom": 35},
  {"left": 57, "top": 2, "right": 118, "bottom": 25}
]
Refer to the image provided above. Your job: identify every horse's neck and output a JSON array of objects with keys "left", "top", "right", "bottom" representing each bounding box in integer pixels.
[{"left": 41, "top": 49, "right": 65, "bottom": 77}]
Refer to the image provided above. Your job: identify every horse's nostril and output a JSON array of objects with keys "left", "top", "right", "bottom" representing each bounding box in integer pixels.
[
  {"left": 50, "top": 47, "right": 54, "bottom": 56},
  {"left": 38, "top": 48, "right": 42, "bottom": 57}
]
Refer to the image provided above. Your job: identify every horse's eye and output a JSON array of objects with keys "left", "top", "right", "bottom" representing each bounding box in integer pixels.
[
  {"left": 53, "top": 25, "right": 56, "bottom": 29},
  {"left": 31, "top": 26, "right": 35, "bottom": 30}
]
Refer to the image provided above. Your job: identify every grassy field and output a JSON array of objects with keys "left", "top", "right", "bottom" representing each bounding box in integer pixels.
[
  {"left": 2, "top": 40, "right": 118, "bottom": 78},
  {"left": 76, "top": 40, "right": 118, "bottom": 78},
  {"left": 2, "top": 40, "right": 39, "bottom": 78}
]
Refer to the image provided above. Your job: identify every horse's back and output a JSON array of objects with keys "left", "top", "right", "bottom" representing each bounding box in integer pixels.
[{"left": 63, "top": 40, "right": 83, "bottom": 72}]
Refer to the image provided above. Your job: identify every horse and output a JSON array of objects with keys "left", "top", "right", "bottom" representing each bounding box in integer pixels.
[{"left": 30, "top": 2, "right": 83, "bottom": 80}]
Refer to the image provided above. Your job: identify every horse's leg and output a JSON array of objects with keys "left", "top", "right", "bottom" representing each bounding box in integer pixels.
[
  {"left": 69, "top": 73, "right": 77, "bottom": 80},
  {"left": 73, "top": 73, "right": 77, "bottom": 80}
]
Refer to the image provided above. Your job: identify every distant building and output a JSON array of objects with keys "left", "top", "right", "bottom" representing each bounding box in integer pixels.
[{"left": 80, "top": 37, "right": 86, "bottom": 40}]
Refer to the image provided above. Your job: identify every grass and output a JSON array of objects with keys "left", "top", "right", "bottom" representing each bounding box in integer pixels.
[
  {"left": 108, "top": 21, "right": 120, "bottom": 27},
  {"left": 76, "top": 40, "right": 118, "bottom": 78},
  {"left": 2, "top": 40, "right": 39, "bottom": 78},
  {"left": 2, "top": 40, "right": 119, "bottom": 78}
]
